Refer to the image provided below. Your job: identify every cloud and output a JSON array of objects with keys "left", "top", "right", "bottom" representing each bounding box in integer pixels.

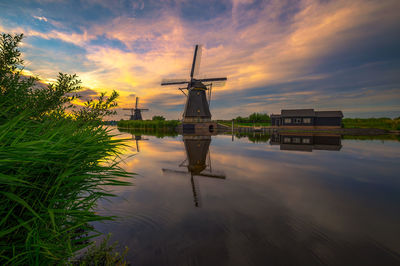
[
  {"left": 1, "top": 0, "right": 399, "bottom": 118},
  {"left": 33, "top": 16, "right": 48, "bottom": 22}
]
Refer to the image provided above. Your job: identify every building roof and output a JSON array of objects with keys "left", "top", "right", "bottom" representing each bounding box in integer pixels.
[
  {"left": 315, "top": 111, "right": 343, "bottom": 117},
  {"left": 281, "top": 109, "right": 315, "bottom": 117},
  {"left": 279, "top": 109, "right": 343, "bottom": 117},
  {"left": 270, "top": 114, "right": 281, "bottom": 118}
]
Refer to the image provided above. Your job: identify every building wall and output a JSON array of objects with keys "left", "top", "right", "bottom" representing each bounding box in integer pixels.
[
  {"left": 281, "top": 117, "right": 314, "bottom": 126},
  {"left": 314, "top": 117, "right": 342, "bottom": 126},
  {"left": 272, "top": 116, "right": 342, "bottom": 128}
]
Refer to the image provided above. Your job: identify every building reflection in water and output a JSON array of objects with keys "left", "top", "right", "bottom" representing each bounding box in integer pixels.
[
  {"left": 270, "top": 133, "right": 342, "bottom": 152},
  {"left": 162, "top": 134, "right": 226, "bottom": 207}
]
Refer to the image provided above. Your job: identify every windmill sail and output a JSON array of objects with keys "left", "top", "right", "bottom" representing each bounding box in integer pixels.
[
  {"left": 190, "top": 45, "right": 202, "bottom": 78},
  {"left": 161, "top": 78, "right": 189, "bottom": 86}
]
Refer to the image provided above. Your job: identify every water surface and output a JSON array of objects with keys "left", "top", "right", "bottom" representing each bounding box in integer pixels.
[{"left": 96, "top": 129, "right": 400, "bottom": 266}]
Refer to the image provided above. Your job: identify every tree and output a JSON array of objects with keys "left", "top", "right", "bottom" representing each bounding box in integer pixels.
[
  {"left": 0, "top": 33, "right": 118, "bottom": 123},
  {"left": 152, "top": 115, "right": 166, "bottom": 121}
]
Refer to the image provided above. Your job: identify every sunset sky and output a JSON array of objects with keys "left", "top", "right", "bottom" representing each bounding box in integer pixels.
[{"left": 1, "top": 0, "right": 399, "bottom": 119}]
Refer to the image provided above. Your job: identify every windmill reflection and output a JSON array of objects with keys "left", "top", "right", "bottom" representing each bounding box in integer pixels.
[
  {"left": 270, "top": 133, "right": 342, "bottom": 151},
  {"left": 162, "top": 135, "right": 225, "bottom": 207},
  {"left": 131, "top": 134, "right": 148, "bottom": 152}
]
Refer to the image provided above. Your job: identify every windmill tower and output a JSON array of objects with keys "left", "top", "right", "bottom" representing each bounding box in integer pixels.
[
  {"left": 161, "top": 45, "right": 227, "bottom": 133},
  {"left": 123, "top": 97, "right": 149, "bottom": 120},
  {"left": 162, "top": 135, "right": 226, "bottom": 207}
]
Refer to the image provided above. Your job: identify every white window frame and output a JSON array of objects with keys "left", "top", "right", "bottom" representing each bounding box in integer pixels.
[
  {"left": 284, "top": 118, "right": 291, "bottom": 124},
  {"left": 294, "top": 118, "right": 302, "bottom": 124},
  {"left": 303, "top": 118, "right": 311, "bottom": 124}
]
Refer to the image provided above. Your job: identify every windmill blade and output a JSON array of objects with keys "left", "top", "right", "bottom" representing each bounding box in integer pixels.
[
  {"left": 202, "top": 80, "right": 226, "bottom": 87},
  {"left": 162, "top": 168, "right": 189, "bottom": 175},
  {"left": 139, "top": 108, "right": 149, "bottom": 111},
  {"left": 135, "top": 97, "right": 139, "bottom": 109},
  {"left": 196, "top": 171, "right": 226, "bottom": 179},
  {"left": 199, "top": 77, "right": 227, "bottom": 87},
  {"left": 161, "top": 78, "right": 189, "bottom": 86},
  {"left": 122, "top": 108, "right": 134, "bottom": 110},
  {"left": 190, "top": 44, "right": 202, "bottom": 78},
  {"left": 198, "top": 77, "right": 227, "bottom": 82}
]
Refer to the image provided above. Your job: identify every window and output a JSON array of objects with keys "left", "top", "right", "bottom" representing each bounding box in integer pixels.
[
  {"left": 302, "top": 138, "right": 311, "bottom": 144},
  {"left": 303, "top": 118, "right": 311, "bottom": 124},
  {"left": 284, "top": 118, "right": 291, "bottom": 124},
  {"left": 293, "top": 138, "right": 301, "bottom": 143},
  {"left": 294, "top": 118, "right": 302, "bottom": 124},
  {"left": 283, "top": 137, "right": 291, "bottom": 143}
]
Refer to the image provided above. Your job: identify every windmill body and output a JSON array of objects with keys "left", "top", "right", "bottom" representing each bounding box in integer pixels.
[
  {"left": 123, "top": 97, "right": 149, "bottom": 120},
  {"left": 161, "top": 45, "right": 227, "bottom": 132}
]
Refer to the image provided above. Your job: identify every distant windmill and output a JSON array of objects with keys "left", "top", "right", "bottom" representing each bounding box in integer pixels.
[
  {"left": 123, "top": 97, "right": 149, "bottom": 120},
  {"left": 161, "top": 45, "right": 227, "bottom": 126},
  {"left": 162, "top": 135, "right": 225, "bottom": 207}
]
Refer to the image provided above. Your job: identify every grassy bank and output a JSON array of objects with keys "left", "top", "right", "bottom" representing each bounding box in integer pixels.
[
  {"left": 342, "top": 118, "right": 400, "bottom": 131},
  {"left": 118, "top": 127, "right": 179, "bottom": 138},
  {"left": 118, "top": 119, "right": 180, "bottom": 131},
  {"left": 1, "top": 33, "right": 130, "bottom": 265}
]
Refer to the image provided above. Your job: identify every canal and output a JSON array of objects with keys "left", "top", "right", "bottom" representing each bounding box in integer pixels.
[{"left": 95, "top": 128, "right": 400, "bottom": 266}]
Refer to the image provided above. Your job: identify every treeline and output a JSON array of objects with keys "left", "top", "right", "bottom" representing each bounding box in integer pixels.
[
  {"left": 234, "top": 112, "right": 270, "bottom": 123},
  {"left": 118, "top": 119, "right": 180, "bottom": 131},
  {"left": 0, "top": 33, "right": 130, "bottom": 264},
  {"left": 343, "top": 118, "right": 400, "bottom": 131}
]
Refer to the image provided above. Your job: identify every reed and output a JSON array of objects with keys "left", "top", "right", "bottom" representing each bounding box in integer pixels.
[{"left": 0, "top": 33, "right": 131, "bottom": 265}]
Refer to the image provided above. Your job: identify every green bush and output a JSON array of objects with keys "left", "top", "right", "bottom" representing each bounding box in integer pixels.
[
  {"left": 152, "top": 115, "right": 166, "bottom": 121},
  {"left": 0, "top": 33, "right": 130, "bottom": 265},
  {"left": 234, "top": 113, "right": 270, "bottom": 123}
]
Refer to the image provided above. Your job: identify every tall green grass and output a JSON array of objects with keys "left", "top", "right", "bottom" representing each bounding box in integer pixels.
[
  {"left": 0, "top": 33, "right": 131, "bottom": 265},
  {"left": 0, "top": 106, "right": 131, "bottom": 266}
]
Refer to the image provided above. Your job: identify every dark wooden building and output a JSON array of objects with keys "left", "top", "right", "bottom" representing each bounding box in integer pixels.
[{"left": 271, "top": 109, "right": 343, "bottom": 128}]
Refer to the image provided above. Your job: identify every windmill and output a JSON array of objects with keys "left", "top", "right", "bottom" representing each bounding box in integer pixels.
[
  {"left": 161, "top": 45, "right": 227, "bottom": 132},
  {"left": 123, "top": 97, "right": 149, "bottom": 120},
  {"left": 162, "top": 135, "right": 225, "bottom": 207}
]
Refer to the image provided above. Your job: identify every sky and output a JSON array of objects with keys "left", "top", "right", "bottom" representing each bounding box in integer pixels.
[{"left": 1, "top": 0, "right": 400, "bottom": 119}]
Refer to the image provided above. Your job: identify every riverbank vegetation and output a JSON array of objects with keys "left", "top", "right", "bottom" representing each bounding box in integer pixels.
[
  {"left": 118, "top": 119, "right": 180, "bottom": 131},
  {"left": 0, "top": 33, "right": 130, "bottom": 264},
  {"left": 118, "top": 127, "right": 179, "bottom": 138},
  {"left": 342, "top": 118, "right": 400, "bottom": 131}
]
